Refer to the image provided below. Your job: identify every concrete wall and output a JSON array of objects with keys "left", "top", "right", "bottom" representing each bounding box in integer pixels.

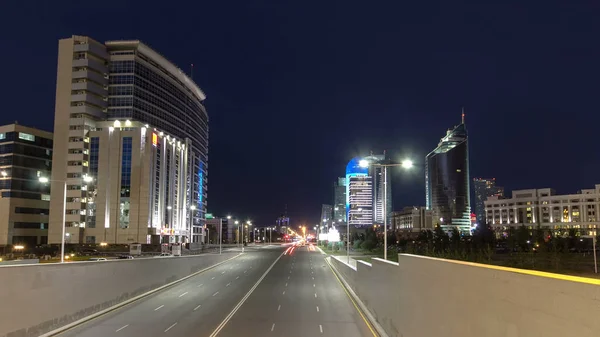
[
  {"left": 0, "top": 253, "right": 237, "bottom": 337},
  {"left": 331, "top": 254, "right": 600, "bottom": 337}
]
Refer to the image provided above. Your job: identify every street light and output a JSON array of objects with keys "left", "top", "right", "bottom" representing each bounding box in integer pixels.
[
  {"left": 189, "top": 205, "right": 196, "bottom": 246},
  {"left": 234, "top": 220, "right": 240, "bottom": 247},
  {"left": 359, "top": 157, "right": 415, "bottom": 260}
]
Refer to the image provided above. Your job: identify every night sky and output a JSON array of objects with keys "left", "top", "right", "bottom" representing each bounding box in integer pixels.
[{"left": 1, "top": 1, "right": 599, "bottom": 226}]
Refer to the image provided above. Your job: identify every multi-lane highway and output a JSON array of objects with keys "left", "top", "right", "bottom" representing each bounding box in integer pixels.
[{"left": 56, "top": 244, "right": 377, "bottom": 337}]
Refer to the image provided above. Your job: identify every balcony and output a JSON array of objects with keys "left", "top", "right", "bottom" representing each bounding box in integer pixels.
[
  {"left": 71, "top": 70, "right": 107, "bottom": 86},
  {"left": 72, "top": 58, "right": 107, "bottom": 73},
  {"left": 73, "top": 43, "right": 109, "bottom": 59},
  {"left": 70, "top": 104, "right": 105, "bottom": 119},
  {"left": 70, "top": 94, "right": 107, "bottom": 109},
  {"left": 71, "top": 81, "right": 107, "bottom": 97}
]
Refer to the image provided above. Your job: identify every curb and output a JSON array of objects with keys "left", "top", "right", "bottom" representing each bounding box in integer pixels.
[
  {"left": 325, "top": 256, "right": 389, "bottom": 337},
  {"left": 39, "top": 253, "right": 242, "bottom": 337}
]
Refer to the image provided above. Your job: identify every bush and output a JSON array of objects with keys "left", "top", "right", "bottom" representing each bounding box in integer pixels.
[
  {"left": 353, "top": 240, "right": 363, "bottom": 249},
  {"left": 332, "top": 243, "right": 340, "bottom": 252},
  {"left": 361, "top": 239, "right": 377, "bottom": 251}
]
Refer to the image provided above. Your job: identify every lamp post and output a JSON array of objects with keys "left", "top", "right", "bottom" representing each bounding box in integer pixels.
[
  {"left": 359, "top": 158, "right": 413, "bottom": 260},
  {"left": 39, "top": 174, "right": 93, "bottom": 263},
  {"left": 235, "top": 220, "right": 240, "bottom": 247},
  {"left": 189, "top": 205, "right": 196, "bottom": 246}
]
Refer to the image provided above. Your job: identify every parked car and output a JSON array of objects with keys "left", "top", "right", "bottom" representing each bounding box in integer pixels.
[
  {"left": 89, "top": 257, "right": 107, "bottom": 261},
  {"left": 117, "top": 255, "right": 134, "bottom": 259}
]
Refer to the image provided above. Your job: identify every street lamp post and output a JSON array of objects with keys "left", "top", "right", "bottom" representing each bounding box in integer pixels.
[
  {"left": 189, "top": 205, "right": 196, "bottom": 247},
  {"left": 359, "top": 158, "right": 413, "bottom": 260}
]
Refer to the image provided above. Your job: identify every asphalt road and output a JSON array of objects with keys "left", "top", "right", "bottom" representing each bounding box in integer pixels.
[{"left": 56, "top": 244, "right": 376, "bottom": 337}]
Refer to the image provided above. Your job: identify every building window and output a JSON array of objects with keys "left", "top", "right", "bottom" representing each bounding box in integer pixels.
[
  {"left": 120, "top": 137, "right": 132, "bottom": 229},
  {"left": 0, "top": 133, "right": 4, "bottom": 140},
  {"left": 18, "top": 132, "right": 35, "bottom": 142},
  {"left": 41, "top": 194, "right": 50, "bottom": 201},
  {"left": 90, "top": 137, "right": 99, "bottom": 177},
  {"left": 85, "top": 236, "right": 96, "bottom": 244}
]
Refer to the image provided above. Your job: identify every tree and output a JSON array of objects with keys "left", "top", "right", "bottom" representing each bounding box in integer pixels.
[
  {"left": 449, "top": 227, "right": 462, "bottom": 255},
  {"left": 433, "top": 225, "right": 449, "bottom": 255}
]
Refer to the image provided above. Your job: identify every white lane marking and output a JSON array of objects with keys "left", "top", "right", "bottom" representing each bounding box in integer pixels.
[
  {"left": 115, "top": 324, "right": 129, "bottom": 332},
  {"left": 209, "top": 251, "right": 285, "bottom": 337},
  {"left": 244, "top": 270, "right": 248, "bottom": 273},
  {"left": 236, "top": 276, "right": 240, "bottom": 279},
  {"left": 315, "top": 293, "right": 318, "bottom": 298},
  {"left": 194, "top": 304, "right": 202, "bottom": 311},
  {"left": 312, "top": 277, "right": 314, "bottom": 280},
  {"left": 288, "top": 276, "right": 290, "bottom": 280},
  {"left": 222, "top": 271, "right": 226, "bottom": 274},
  {"left": 282, "top": 291, "right": 286, "bottom": 295},
  {"left": 230, "top": 266, "right": 233, "bottom": 269},
  {"left": 290, "top": 271, "right": 292, "bottom": 274},
  {"left": 277, "top": 304, "right": 281, "bottom": 311},
  {"left": 197, "top": 283, "right": 204, "bottom": 287},
  {"left": 154, "top": 305, "right": 164, "bottom": 311},
  {"left": 271, "top": 323, "right": 275, "bottom": 332},
  {"left": 212, "top": 277, "right": 216, "bottom": 280},
  {"left": 213, "top": 291, "right": 219, "bottom": 297},
  {"left": 164, "top": 322, "right": 178, "bottom": 332},
  {"left": 313, "top": 284, "right": 316, "bottom": 287},
  {"left": 226, "top": 282, "right": 231, "bottom": 287},
  {"left": 285, "top": 283, "right": 288, "bottom": 287},
  {"left": 179, "top": 292, "right": 188, "bottom": 298},
  {"left": 316, "top": 306, "right": 319, "bottom": 312},
  {"left": 319, "top": 324, "right": 323, "bottom": 333}
]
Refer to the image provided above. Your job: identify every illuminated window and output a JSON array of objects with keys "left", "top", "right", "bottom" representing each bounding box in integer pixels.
[
  {"left": 18, "top": 132, "right": 35, "bottom": 141},
  {"left": 0, "top": 133, "right": 4, "bottom": 140}
]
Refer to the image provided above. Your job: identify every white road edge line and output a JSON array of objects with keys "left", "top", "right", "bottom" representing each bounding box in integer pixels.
[
  {"left": 164, "top": 322, "right": 178, "bottom": 332},
  {"left": 179, "top": 292, "right": 188, "bottom": 298},
  {"left": 194, "top": 304, "right": 202, "bottom": 311},
  {"left": 209, "top": 251, "right": 285, "bottom": 337},
  {"left": 155, "top": 305, "right": 164, "bottom": 311},
  {"left": 271, "top": 323, "right": 275, "bottom": 332},
  {"left": 115, "top": 324, "right": 129, "bottom": 332}
]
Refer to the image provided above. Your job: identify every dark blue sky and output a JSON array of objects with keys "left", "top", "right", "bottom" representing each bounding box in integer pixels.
[{"left": 1, "top": 1, "right": 599, "bottom": 226}]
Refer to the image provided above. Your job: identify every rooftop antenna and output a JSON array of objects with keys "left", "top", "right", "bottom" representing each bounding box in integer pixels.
[{"left": 461, "top": 107, "right": 465, "bottom": 124}]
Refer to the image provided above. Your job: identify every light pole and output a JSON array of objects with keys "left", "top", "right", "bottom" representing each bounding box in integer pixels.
[
  {"left": 189, "top": 205, "right": 196, "bottom": 247},
  {"left": 235, "top": 220, "right": 240, "bottom": 247},
  {"left": 39, "top": 174, "right": 93, "bottom": 263},
  {"left": 359, "top": 158, "right": 413, "bottom": 260}
]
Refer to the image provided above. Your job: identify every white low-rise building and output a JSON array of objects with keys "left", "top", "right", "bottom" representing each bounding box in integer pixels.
[{"left": 485, "top": 185, "right": 600, "bottom": 236}]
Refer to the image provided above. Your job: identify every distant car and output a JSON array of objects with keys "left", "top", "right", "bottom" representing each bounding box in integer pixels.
[
  {"left": 80, "top": 249, "right": 99, "bottom": 256},
  {"left": 117, "top": 255, "right": 134, "bottom": 259},
  {"left": 155, "top": 253, "right": 172, "bottom": 257},
  {"left": 89, "top": 257, "right": 107, "bottom": 261}
]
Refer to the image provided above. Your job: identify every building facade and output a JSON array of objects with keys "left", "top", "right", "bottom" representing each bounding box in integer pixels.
[
  {"left": 0, "top": 124, "right": 53, "bottom": 248},
  {"left": 320, "top": 204, "right": 333, "bottom": 228},
  {"left": 49, "top": 36, "right": 208, "bottom": 246},
  {"left": 473, "top": 178, "right": 503, "bottom": 225},
  {"left": 346, "top": 157, "right": 372, "bottom": 228},
  {"left": 485, "top": 185, "right": 600, "bottom": 236},
  {"left": 425, "top": 114, "right": 471, "bottom": 232},
  {"left": 391, "top": 206, "right": 433, "bottom": 236},
  {"left": 333, "top": 177, "right": 346, "bottom": 225},
  {"left": 363, "top": 153, "right": 393, "bottom": 225}
]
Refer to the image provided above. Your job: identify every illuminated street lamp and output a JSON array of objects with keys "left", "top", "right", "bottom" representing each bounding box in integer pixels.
[{"left": 359, "top": 157, "right": 415, "bottom": 260}]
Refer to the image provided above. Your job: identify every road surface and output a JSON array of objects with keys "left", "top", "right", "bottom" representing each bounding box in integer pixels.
[{"left": 56, "top": 244, "right": 376, "bottom": 337}]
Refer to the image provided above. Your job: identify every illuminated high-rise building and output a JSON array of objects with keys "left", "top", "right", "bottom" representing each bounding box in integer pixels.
[
  {"left": 425, "top": 112, "right": 471, "bottom": 232},
  {"left": 346, "top": 157, "right": 372, "bottom": 228},
  {"left": 49, "top": 36, "right": 208, "bottom": 245},
  {"left": 473, "top": 178, "right": 503, "bottom": 225},
  {"left": 333, "top": 177, "right": 346, "bottom": 225}
]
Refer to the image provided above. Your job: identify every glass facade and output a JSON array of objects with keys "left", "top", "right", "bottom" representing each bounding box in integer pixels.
[
  {"left": 426, "top": 122, "right": 471, "bottom": 231},
  {"left": 120, "top": 137, "right": 132, "bottom": 229},
  {"left": 473, "top": 178, "right": 504, "bottom": 224}
]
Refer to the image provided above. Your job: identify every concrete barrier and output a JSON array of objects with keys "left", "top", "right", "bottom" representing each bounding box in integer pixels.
[
  {"left": 0, "top": 259, "right": 39, "bottom": 266},
  {"left": 0, "top": 253, "right": 238, "bottom": 337},
  {"left": 330, "top": 254, "right": 600, "bottom": 337}
]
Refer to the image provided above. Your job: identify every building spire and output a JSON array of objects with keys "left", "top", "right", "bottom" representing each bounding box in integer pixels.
[{"left": 461, "top": 107, "right": 465, "bottom": 124}]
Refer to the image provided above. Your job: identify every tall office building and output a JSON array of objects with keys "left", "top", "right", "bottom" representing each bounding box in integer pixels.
[
  {"left": 49, "top": 36, "right": 208, "bottom": 246},
  {"left": 0, "top": 124, "right": 53, "bottom": 248},
  {"left": 425, "top": 113, "right": 471, "bottom": 232},
  {"left": 320, "top": 204, "right": 333, "bottom": 227},
  {"left": 346, "top": 157, "right": 372, "bottom": 228},
  {"left": 364, "top": 153, "right": 392, "bottom": 225},
  {"left": 333, "top": 177, "right": 346, "bottom": 225},
  {"left": 473, "top": 178, "right": 503, "bottom": 225}
]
